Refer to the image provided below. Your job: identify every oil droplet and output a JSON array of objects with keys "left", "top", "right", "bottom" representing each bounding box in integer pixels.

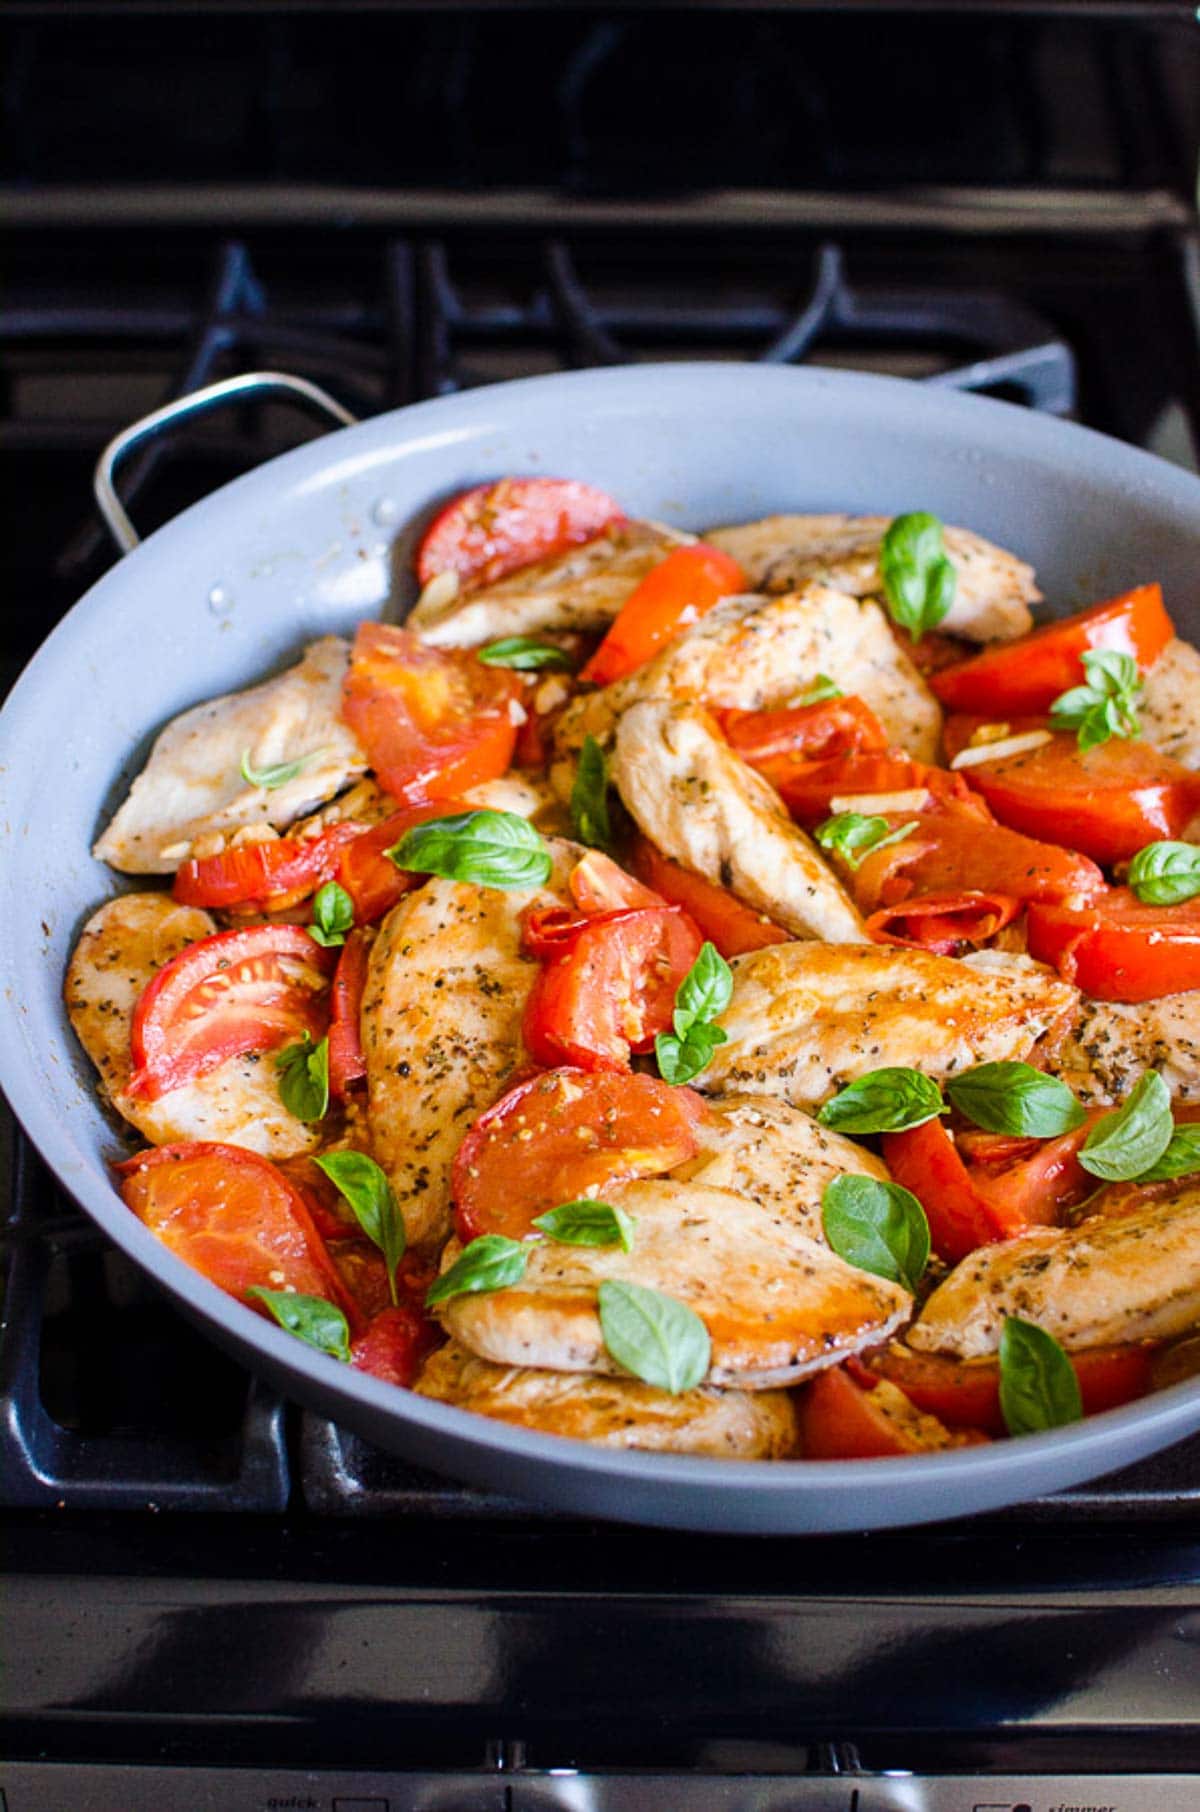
[
  {"left": 370, "top": 496, "right": 399, "bottom": 526},
  {"left": 207, "top": 584, "right": 233, "bottom": 614}
]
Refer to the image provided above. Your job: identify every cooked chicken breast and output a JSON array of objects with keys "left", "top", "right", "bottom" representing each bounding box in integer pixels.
[
  {"left": 414, "top": 1341, "right": 799, "bottom": 1458},
  {"left": 555, "top": 582, "right": 942, "bottom": 774},
  {"left": 700, "top": 943, "right": 1077, "bottom": 1109},
  {"left": 705, "top": 513, "right": 1038, "bottom": 643},
  {"left": 1139, "top": 637, "right": 1200, "bottom": 773},
  {"left": 1039, "top": 990, "right": 1200, "bottom": 1106},
  {"left": 440, "top": 1177, "right": 912, "bottom": 1389},
  {"left": 613, "top": 701, "right": 864, "bottom": 942},
  {"left": 362, "top": 844, "right": 578, "bottom": 1252},
  {"left": 94, "top": 637, "right": 368, "bottom": 875},
  {"left": 64, "top": 892, "right": 321, "bottom": 1158},
  {"left": 909, "top": 1182, "right": 1200, "bottom": 1358},
  {"left": 461, "top": 771, "right": 570, "bottom": 835},
  {"left": 406, "top": 520, "right": 691, "bottom": 648},
  {"left": 676, "top": 1094, "right": 891, "bottom": 1240}
]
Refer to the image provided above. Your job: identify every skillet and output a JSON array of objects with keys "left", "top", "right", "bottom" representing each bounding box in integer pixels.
[{"left": 2, "top": 360, "right": 1200, "bottom": 1534}]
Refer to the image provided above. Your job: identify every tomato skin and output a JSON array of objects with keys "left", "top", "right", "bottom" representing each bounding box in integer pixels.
[
  {"left": 452, "top": 1067, "right": 703, "bottom": 1244},
  {"left": 1027, "top": 887, "right": 1200, "bottom": 1002},
  {"left": 334, "top": 798, "right": 464, "bottom": 924},
  {"left": 327, "top": 929, "right": 371, "bottom": 1099},
  {"left": 351, "top": 1304, "right": 441, "bottom": 1388},
  {"left": 568, "top": 849, "right": 662, "bottom": 915},
  {"left": 763, "top": 751, "right": 961, "bottom": 828},
  {"left": 798, "top": 1362, "right": 981, "bottom": 1459},
  {"left": 930, "top": 584, "right": 1174, "bottom": 715},
  {"left": 852, "top": 794, "right": 1104, "bottom": 913},
  {"left": 341, "top": 623, "right": 520, "bottom": 803},
  {"left": 630, "top": 836, "right": 789, "bottom": 959},
  {"left": 882, "top": 1116, "right": 1067, "bottom": 1265},
  {"left": 721, "top": 696, "right": 889, "bottom": 766},
  {"left": 172, "top": 823, "right": 363, "bottom": 912},
  {"left": 116, "top": 1141, "right": 356, "bottom": 1323},
  {"left": 522, "top": 906, "right": 703, "bottom": 1073},
  {"left": 869, "top": 1343, "right": 1155, "bottom": 1436},
  {"left": 416, "top": 478, "right": 622, "bottom": 589},
  {"left": 128, "top": 925, "right": 335, "bottom": 1101},
  {"left": 865, "top": 890, "right": 1021, "bottom": 956},
  {"left": 580, "top": 544, "right": 747, "bottom": 685}
]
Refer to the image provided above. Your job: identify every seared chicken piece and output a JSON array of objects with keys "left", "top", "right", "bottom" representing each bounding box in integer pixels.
[
  {"left": 64, "top": 893, "right": 321, "bottom": 1158},
  {"left": 706, "top": 513, "right": 1038, "bottom": 644},
  {"left": 555, "top": 583, "right": 942, "bottom": 775},
  {"left": 94, "top": 637, "right": 368, "bottom": 874},
  {"left": 406, "top": 520, "right": 691, "bottom": 648},
  {"left": 700, "top": 943, "right": 1077, "bottom": 1109},
  {"left": 362, "top": 843, "right": 578, "bottom": 1252},
  {"left": 1039, "top": 991, "right": 1200, "bottom": 1106},
  {"left": 1139, "top": 637, "right": 1200, "bottom": 774},
  {"left": 414, "top": 1341, "right": 799, "bottom": 1458},
  {"left": 613, "top": 701, "right": 864, "bottom": 943},
  {"left": 461, "top": 771, "right": 570, "bottom": 836},
  {"left": 676, "top": 1094, "right": 891, "bottom": 1240},
  {"left": 440, "top": 1177, "right": 912, "bottom": 1390},
  {"left": 909, "top": 1182, "right": 1200, "bottom": 1358}
]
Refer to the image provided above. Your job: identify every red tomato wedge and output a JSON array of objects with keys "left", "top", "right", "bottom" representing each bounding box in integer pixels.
[
  {"left": 568, "top": 848, "right": 663, "bottom": 915},
  {"left": 172, "top": 822, "right": 363, "bottom": 913},
  {"left": 1027, "top": 887, "right": 1200, "bottom": 1002},
  {"left": 798, "top": 1362, "right": 984, "bottom": 1459},
  {"left": 523, "top": 905, "right": 703, "bottom": 1072},
  {"left": 720, "top": 695, "right": 889, "bottom": 766},
  {"left": 327, "top": 928, "right": 371, "bottom": 1099},
  {"left": 865, "top": 890, "right": 1022, "bottom": 956},
  {"left": 415, "top": 478, "right": 622, "bottom": 590},
  {"left": 852, "top": 794, "right": 1104, "bottom": 913},
  {"left": 341, "top": 623, "right": 521, "bottom": 803},
  {"left": 762, "top": 752, "right": 962, "bottom": 828},
  {"left": 116, "top": 1141, "right": 355, "bottom": 1321},
  {"left": 334, "top": 798, "right": 468, "bottom": 924},
  {"left": 868, "top": 1343, "right": 1155, "bottom": 1436},
  {"left": 351, "top": 1304, "right": 441, "bottom": 1388},
  {"left": 630, "top": 836, "right": 789, "bottom": 959},
  {"left": 930, "top": 584, "right": 1174, "bottom": 715},
  {"left": 127, "top": 925, "right": 335, "bottom": 1101},
  {"left": 942, "top": 717, "right": 1200, "bottom": 867},
  {"left": 579, "top": 544, "right": 747, "bottom": 686},
  {"left": 451, "top": 1067, "right": 704, "bottom": 1243}
]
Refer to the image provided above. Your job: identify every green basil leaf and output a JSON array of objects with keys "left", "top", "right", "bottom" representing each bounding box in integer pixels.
[
  {"left": 814, "top": 812, "right": 918, "bottom": 872},
  {"left": 797, "top": 674, "right": 843, "bottom": 705},
  {"left": 239, "top": 746, "right": 326, "bottom": 790},
  {"left": 1049, "top": 647, "right": 1142, "bottom": 750},
  {"left": 531, "top": 1199, "right": 637, "bottom": 1252},
  {"left": 389, "top": 809, "right": 553, "bottom": 890},
  {"left": 598, "top": 1279, "right": 711, "bottom": 1394},
  {"left": 998, "top": 1316, "right": 1082, "bottom": 1436},
  {"left": 672, "top": 941, "right": 734, "bottom": 1036},
  {"left": 879, "top": 512, "right": 957, "bottom": 640},
  {"left": 478, "top": 636, "right": 573, "bottom": 671},
  {"left": 1078, "top": 1071, "right": 1174, "bottom": 1181},
  {"left": 655, "top": 1020, "right": 727, "bottom": 1086},
  {"left": 1128, "top": 841, "right": 1200, "bottom": 907},
  {"left": 570, "top": 734, "right": 613, "bottom": 853},
  {"left": 1139, "top": 1122, "right": 1200, "bottom": 1181},
  {"left": 308, "top": 880, "right": 355, "bottom": 948},
  {"left": 817, "top": 1066, "right": 946, "bottom": 1135},
  {"left": 246, "top": 1288, "right": 351, "bottom": 1362},
  {"left": 425, "top": 1234, "right": 528, "bottom": 1307},
  {"left": 315, "top": 1150, "right": 406, "bottom": 1305},
  {"left": 275, "top": 1035, "right": 330, "bottom": 1123},
  {"left": 821, "top": 1174, "right": 930, "bottom": 1294},
  {"left": 944, "top": 1061, "right": 1085, "bottom": 1138}
]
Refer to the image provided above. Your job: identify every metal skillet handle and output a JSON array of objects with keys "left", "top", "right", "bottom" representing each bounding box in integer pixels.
[{"left": 93, "top": 370, "right": 358, "bottom": 555}]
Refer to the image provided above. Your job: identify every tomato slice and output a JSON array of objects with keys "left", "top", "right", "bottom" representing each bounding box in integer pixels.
[
  {"left": 334, "top": 798, "right": 466, "bottom": 924},
  {"left": 568, "top": 848, "right": 663, "bottom": 915},
  {"left": 868, "top": 1342, "right": 1155, "bottom": 1436},
  {"left": 327, "top": 928, "right": 371, "bottom": 1099},
  {"left": 127, "top": 924, "right": 335, "bottom": 1101},
  {"left": 416, "top": 477, "right": 623, "bottom": 590},
  {"left": 865, "top": 890, "right": 1022, "bottom": 956},
  {"left": 116, "top": 1141, "right": 355, "bottom": 1321},
  {"left": 172, "top": 822, "right": 364, "bottom": 913},
  {"left": 798, "top": 1362, "right": 984, "bottom": 1459},
  {"left": 451, "top": 1067, "right": 703, "bottom": 1243},
  {"left": 630, "top": 835, "right": 789, "bottom": 959},
  {"left": 852, "top": 794, "right": 1104, "bottom": 912},
  {"left": 522, "top": 905, "right": 703, "bottom": 1071},
  {"left": 351, "top": 1304, "right": 442, "bottom": 1388},
  {"left": 721, "top": 695, "right": 889, "bottom": 767},
  {"left": 341, "top": 623, "right": 521, "bottom": 803},
  {"left": 930, "top": 584, "right": 1174, "bottom": 715},
  {"left": 579, "top": 544, "right": 747, "bottom": 686},
  {"left": 942, "top": 717, "right": 1200, "bottom": 867},
  {"left": 1027, "top": 887, "right": 1200, "bottom": 1002},
  {"left": 760, "top": 751, "right": 962, "bottom": 828}
]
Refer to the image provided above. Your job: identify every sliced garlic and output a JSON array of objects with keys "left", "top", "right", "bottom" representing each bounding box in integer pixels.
[
  {"left": 951, "top": 730, "right": 1052, "bottom": 770},
  {"left": 157, "top": 839, "right": 192, "bottom": 863},
  {"left": 191, "top": 831, "right": 228, "bottom": 860},
  {"left": 829, "top": 788, "right": 932, "bottom": 815},
  {"left": 230, "top": 823, "right": 280, "bottom": 848},
  {"left": 414, "top": 569, "right": 460, "bottom": 616}
]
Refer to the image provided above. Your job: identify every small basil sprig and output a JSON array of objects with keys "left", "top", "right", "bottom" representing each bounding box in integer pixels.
[
  {"left": 425, "top": 1234, "right": 528, "bottom": 1306},
  {"left": 532, "top": 1199, "right": 636, "bottom": 1252},
  {"left": 879, "top": 512, "right": 957, "bottom": 640},
  {"left": 598, "top": 1279, "right": 710, "bottom": 1394},
  {"left": 239, "top": 746, "right": 326, "bottom": 790},
  {"left": 478, "top": 636, "right": 572, "bottom": 671},
  {"left": 276, "top": 1034, "right": 330, "bottom": 1122},
  {"left": 247, "top": 1287, "right": 351, "bottom": 1362},
  {"left": 797, "top": 673, "right": 843, "bottom": 706},
  {"left": 998, "top": 1317, "right": 1082, "bottom": 1436},
  {"left": 945, "top": 1061, "right": 1085, "bottom": 1139},
  {"left": 655, "top": 941, "right": 733, "bottom": 1086},
  {"left": 1127, "top": 841, "right": 1200, "bottom": 907},
  {"left": 316, "top": 1151, "right": 406, "bottom": 1305},
  {"left": 818, "top": 1067, "right": 945, "bottom": 1135},
  {"left": 814, "top": 812, "right": 917, "bottom": 872},
  {"left": 821, "top": 1175, "right": 930, "bottom": 1294},
  {"left": 308, "top": 880, "right": 355, "bottom": 948},
  {"left": 1049, "top": 649, "right": 1142, "bottom": 752},
  {"left": 1139, "top": 1122, "right": 1200, "bottom": 1181},
  {"left": 1078, "top": 1071, "right": 1173, "bottom": 1181},
  {"left": 389, "top": 810, "right": 553, "bottom": 890},
  {"left": 570, "top": 734, "right": 613, "bottom": 853}
]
